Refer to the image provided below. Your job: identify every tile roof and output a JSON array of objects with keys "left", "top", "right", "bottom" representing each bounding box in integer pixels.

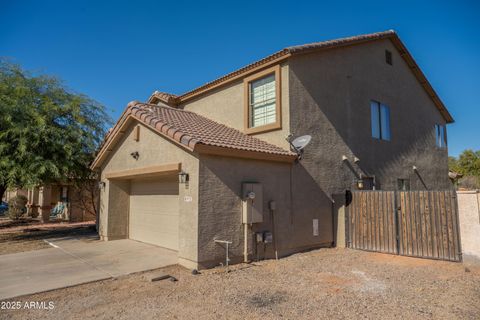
[
  {"left": 91, "top": 102, "right": 296, "bottom": 169},
  {"left": 179, "top": 30, "right": 397, "bottom": 101},
  {"left": 286, "top": 30, "right": 395, "bottom": 53},
  {"left": 147, "top": 91, "right": 179, "bottom": 106},
  {"left": 147, "top": 30, "right": 453, "bottom": 123},
  {"left": 130, "top": 102, "right": 294, "bottom": 155}
]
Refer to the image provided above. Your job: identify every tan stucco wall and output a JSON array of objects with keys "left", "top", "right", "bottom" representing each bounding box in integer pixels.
[
  {"left": 457, "top": 191, "right": 480, "bottom": 262},
  {"left": 98, "top": 121, "right": 333, "bottom": 269},
  {"left": 99, "top": 121, "right": 200, "bottom": 266},
  {"left": 289, "top": 39, "right": 451, "bottom": 194},
  {"left": 181, "top": 63, "right": 291, "bottom": 150},
  {"left": 197, "top": 155, "right": 333, "bottom": 268},
  {"left": 332, "top": 193, "right": 346, "bottom": 248},
  {"left": 106, "top": 179, "right": 129, "bottom": 239},
  {"left": 98, "top": 38, "right": 453, "bottom": 269}
]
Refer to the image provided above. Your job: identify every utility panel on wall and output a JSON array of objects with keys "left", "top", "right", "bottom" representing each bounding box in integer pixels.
[{"left": 242, "top": 183, "right": 263, "bottom": 224}]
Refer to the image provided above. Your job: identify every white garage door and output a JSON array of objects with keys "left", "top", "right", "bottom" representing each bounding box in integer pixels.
[{"left": 129, "top": 176, "right": 179, "bottom": 251}]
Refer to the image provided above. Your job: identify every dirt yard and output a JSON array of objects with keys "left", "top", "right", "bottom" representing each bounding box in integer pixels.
[
  {"left": 0, "top": 219, "right": 96, "bottom": 255},
  {"left": 1, "top": 248, "right": 479, "bottom": 320}
]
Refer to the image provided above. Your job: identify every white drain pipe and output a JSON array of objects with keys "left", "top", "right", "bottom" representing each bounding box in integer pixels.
[{"left": 214, "top": 239, "right": 232, "bottom": 268}]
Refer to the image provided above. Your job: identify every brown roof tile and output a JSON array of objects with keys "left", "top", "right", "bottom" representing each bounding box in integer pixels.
[
  {"left": 286, "top": 30, "right": 396, "bottom": 52},
  {"left": 176, "top": 30, "right": 397, "bottom": 100},
  {"left": 129, "top": 102, "right": 294, "bottom": 156},
  {"left": 147, "top": 91, "right": 179, "bottom": 105},
  {"left": 147, "top": 30, "right": 453, "bottom": 123},
  {"left": 90, "top": 101, "right": 295, "bottom": 169}
]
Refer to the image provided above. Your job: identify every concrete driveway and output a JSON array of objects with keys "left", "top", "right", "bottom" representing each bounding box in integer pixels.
[{"left": 0, "top": 238, "right": 177, "bottom": 300}]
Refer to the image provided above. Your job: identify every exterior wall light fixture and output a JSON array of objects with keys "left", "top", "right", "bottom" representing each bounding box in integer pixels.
[
  {"left": 356, "top": 179, "right": 364, "bottom": 190},
  {"left": 179, "top": 171, "right": 189, "bottom": 184},
  {"left": 98, "top": 181, "right": 106, "bottom": 189}
]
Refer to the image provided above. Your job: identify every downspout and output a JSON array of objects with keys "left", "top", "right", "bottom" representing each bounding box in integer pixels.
[
  {"left": 244, "top": 223, "right": 249, "bottom": 263},
  {"left": 331, "top": 197, "right": 336, "bottom": 247},
  {"left": 289, "top": 164, "right": 294, "bottom": 225}
]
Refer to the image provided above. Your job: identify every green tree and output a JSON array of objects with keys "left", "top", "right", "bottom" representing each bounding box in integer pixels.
[
  {"left": 0, "top": 59, "right": 112, "bottom": 200},
  {"left": 449, "top": 149, "right": 480, "bottom": 189},
  {"left": 456, "top": 149, "right": 480, "bottom": 178},
  {"left": 448, "top": 156, "right": 460, "bottom": 173}
]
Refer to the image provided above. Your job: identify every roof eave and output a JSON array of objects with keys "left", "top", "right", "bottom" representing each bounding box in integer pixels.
[
  {"left": 90, "top": 101, "right": 139, "bottom": 170},
  {"left": 193, "top": 144, "right": 296, "bottom": 163},
  {"left": 286, "top": 30, "right": 396, "bottom": 54},
  {"left": 387, "top": 35, "right": 454, "bottom": 123},
  {"left": 91, "top": 102, "right": 295, "bottom": 170},
  {"left": 169, "top": 30, "right": 453, "bottom": 124},
  {"left": 90, "top": 102, "right": 196, "bottom": 170},
  {"left": 179, "top": 52, "right": 291, "bottom": 103}
]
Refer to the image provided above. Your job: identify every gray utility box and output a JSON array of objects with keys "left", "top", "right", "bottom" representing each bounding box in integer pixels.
[{"left": 242, "top": 183, "right": 263, "bottom": 224}]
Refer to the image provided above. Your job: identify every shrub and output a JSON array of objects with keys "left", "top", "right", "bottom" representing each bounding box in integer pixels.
[{"left": 7, "top": 195, "right": 28, "bottom": 220}]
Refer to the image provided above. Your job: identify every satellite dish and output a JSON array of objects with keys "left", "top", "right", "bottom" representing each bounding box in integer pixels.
[
  {"left": 286, "top": 134, "right": 312, "bottom": 160},
  {"left": 291, "top": 135, "right": 312, "bottom": 151}
]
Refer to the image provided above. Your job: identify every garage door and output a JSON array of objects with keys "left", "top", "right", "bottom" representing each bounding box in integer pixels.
[{"left": 129, "top": 176, "right": 179, "bottom": 250}]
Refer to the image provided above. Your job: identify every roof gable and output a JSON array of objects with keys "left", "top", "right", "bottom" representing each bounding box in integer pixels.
[
  {"left": 147, "top": 30, "right": 453, "bottom": 123},
  {"left": 91, "top": 102, "right": 295, "bottom": 169}
]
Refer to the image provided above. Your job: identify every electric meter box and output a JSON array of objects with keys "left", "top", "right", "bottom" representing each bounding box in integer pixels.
[{"left": 242, "top": 183, "right": 263, "bottom": 224}]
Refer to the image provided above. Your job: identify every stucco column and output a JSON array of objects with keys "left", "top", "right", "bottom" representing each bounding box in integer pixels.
[
  {"left": 457, "top": 190, "right": 480, "bottom": 262},
  {"left": 39, "top": 185, "right": 52, "bottom": 223},
  {"left": 105, "top": 180, "right": 129, "bottom": 240}
]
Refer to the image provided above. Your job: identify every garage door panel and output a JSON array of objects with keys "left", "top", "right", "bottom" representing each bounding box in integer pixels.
[
  {"left": 129, "top": 178, "right": 179, "bottom": 251},
  {"left": 130, "top": 215, "right": 178, "bottom": 232},
  {"left": 130, "top": 188, "right": 178, "bottom": 196},
  {"left": 131, "top": 178, "right": 178, "bottom": 195},
  {"left": 129, "top": 232, "right": 178, "bottom": 250},
  {"left": 130, "top": 196, "right": 179, "bottom": 212}
]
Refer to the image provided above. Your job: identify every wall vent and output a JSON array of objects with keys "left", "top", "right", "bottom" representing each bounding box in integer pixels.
[{"left": 385, "top": 50, "right": 393, "bottom": 65}]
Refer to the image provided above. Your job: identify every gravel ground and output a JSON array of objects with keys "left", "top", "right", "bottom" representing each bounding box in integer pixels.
[
  {"left": 0, "top": 220, "right": 96, "bottom": 255},
  {"left": 1, "top": 248, "right": 479, "bottom": 320}
]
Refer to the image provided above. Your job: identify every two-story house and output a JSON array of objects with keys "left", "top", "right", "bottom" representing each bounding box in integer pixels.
[{"left": 91, "top": 30, "right": 453, "bottom": 269}]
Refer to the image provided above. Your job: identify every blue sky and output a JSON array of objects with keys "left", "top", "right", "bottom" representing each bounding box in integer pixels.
[{"left": 1, "top": 0, "right": 479, "bottom": 156}]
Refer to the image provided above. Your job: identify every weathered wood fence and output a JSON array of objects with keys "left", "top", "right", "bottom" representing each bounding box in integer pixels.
[{"left": 347, "top": 190, "right": 462, "bottom": 262}]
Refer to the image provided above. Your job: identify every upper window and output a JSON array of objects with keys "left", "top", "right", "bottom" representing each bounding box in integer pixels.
[
  {"left": 435, "top": 124, "right": 447, "bottom": 148},
  {"left": 250, "top": 74, "right": 276, "bottom": 127},
  {"left": 244, "top": 66, "right": 281, "bottom": 134},
  {"left": 371, "top": 100, "right": 391, "bottom": 141}
]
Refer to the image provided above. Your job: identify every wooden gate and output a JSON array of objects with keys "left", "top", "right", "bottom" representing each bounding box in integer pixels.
[{"left": 347, "top": 190, "right": 462, "bottom": 262}]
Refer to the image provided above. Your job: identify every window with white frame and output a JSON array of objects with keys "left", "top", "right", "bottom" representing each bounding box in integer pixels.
[
  {"left": 371, "top": 100, "right": 391, "bottom": 141},
  {"left": 435, "top": 124, "right": 447, "bottom": 148},
  {"left": 249, "top": 74, "right": 277, "bottom": 128}
]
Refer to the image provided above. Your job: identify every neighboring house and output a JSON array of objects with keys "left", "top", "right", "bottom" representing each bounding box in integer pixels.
[
  {"left": 4, "top": 182, "right": 97, "bottom": 223},
  {"left": 91, "top": 30, "right": 453, "bottom": 269}
]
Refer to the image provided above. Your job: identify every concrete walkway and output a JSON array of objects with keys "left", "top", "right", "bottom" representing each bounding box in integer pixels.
[{"left": 0, "top": 239, "right": 177, "bottom": 300}]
